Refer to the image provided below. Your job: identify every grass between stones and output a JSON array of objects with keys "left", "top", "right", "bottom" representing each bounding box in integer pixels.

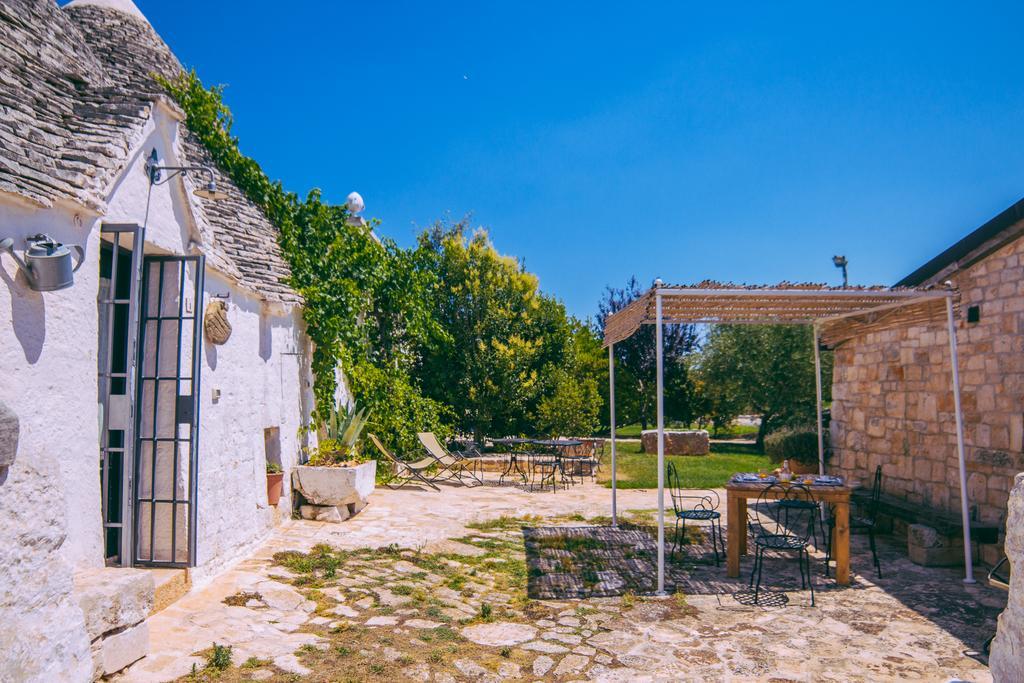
[{"left": 177, "top": 512, "right": 699, "bottom": 682}]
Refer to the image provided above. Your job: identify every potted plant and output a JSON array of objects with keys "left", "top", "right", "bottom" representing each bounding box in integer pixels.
[
  {"left": 292, "top": 401, "right": 376, "bottom": 522},
  {"left": 266, "top": 462, "right": 284, "bottom": 506},
  {"left": 763, "top": 426, "right": 829, "bottom": 475}
]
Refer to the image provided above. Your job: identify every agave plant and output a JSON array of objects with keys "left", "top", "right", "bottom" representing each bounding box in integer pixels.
[{"left": 310, "top": 400, "right": 371, "bottom": 465}]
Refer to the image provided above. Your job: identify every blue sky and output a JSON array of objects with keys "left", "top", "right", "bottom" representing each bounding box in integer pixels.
[{"left": 131, "top": 1, "right": 1024, "bottom": 319}]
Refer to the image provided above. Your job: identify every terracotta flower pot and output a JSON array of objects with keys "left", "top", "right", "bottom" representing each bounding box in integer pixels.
[{"left": 266, "top": 472, "right": 285, "bottom": 506}]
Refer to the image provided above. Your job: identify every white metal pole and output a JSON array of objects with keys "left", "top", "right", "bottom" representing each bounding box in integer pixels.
[
  {"left": 946, "top": 296, "right": 975, "bottom": 583},
  {"left": 655, "top": 288, "right": 666, "bottom": 595},
  {"left": 609, "top": 343, "right": 617, "bottom": 527},
  {"left": 813, "top": 326, "right": 825, "bottom": 476}
]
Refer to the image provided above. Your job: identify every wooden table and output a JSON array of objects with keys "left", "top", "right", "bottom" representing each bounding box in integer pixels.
[{"left": 726, "top": 479, "right": 855, "bottom": 586}]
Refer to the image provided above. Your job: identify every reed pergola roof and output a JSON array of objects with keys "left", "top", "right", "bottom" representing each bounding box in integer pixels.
[{"left": 602, "top": 281, "right": 955, "bottom": 348}]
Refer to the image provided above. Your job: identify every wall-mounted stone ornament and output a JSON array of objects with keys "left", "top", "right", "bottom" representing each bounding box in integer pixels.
[
  {"left": 0, "top": 400, "right": 18, "bottom": 484},
  {"left": 203, "top": 300, "right": 232, "bottom": 345}
]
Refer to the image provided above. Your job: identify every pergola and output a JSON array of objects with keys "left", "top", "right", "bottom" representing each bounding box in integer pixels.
[{"left": 602, "top": 281, "right": 975, "bottom": 593}]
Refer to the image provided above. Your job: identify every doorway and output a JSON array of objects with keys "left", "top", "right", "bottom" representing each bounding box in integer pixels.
[{"left": 97, "top": 223, "right": 206, "bottom": 568}]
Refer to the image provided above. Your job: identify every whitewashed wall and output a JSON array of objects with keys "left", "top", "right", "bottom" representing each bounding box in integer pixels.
[
  {"left": 0, "top": 106, "right": 313, "bottom": 679},
  {"left": 0, "top": 195, "right": 99, "bottom": 681}
]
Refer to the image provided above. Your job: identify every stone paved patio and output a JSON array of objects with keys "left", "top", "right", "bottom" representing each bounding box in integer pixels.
[{"left": 118, "top": 478, "right": 1005, "bottom": 682}]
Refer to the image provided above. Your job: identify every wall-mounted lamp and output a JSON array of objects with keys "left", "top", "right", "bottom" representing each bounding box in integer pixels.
[
  {"left": 0, "top": 233, "right": 85, "bottom": 291},
  {"left": 146, "top": 149, "right": 228, "bottom": 201}
]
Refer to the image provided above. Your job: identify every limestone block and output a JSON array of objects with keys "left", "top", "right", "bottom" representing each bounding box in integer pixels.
[
  {"left": 74, "top": 568, "right": 154, "bottom": 641},
  {"left": 292, "top": 461, "right": 376, "bottom": 507},
  {"left": 991, "top": 473, "right": 1024, "bottom": 680},
  {"left": 0, "top": 400, "right": 18, "bottom": 480},
  {"left": 299, "top": 504, "right": 349, "bottom": 523},
  {"left": 907, "top": 523, "right": 964, "bottom": 567},
  {"left": 640, "top": 430, "right": 710, "bottom": 456},
  {"left": 98, "top": 621, "right": 149, "bottom": 676}
]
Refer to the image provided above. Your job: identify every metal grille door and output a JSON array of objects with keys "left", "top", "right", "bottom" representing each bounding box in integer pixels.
[
  {"left": 98, "top": 224, "right": 144, "bottom": 566},
  {"left": 133, "top": 255, "right": 205, "bottom": 567}
]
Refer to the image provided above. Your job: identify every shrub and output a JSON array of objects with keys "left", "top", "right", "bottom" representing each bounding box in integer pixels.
[
  {"left": 206, "top": 642, "right": 232, "bottom": 671},
  {"left": 763, "top": 426, "right": 828, "bottom": 466}
]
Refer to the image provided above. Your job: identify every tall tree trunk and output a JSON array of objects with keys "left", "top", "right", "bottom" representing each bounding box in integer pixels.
[{"left": 755, "top": 415, "right": 771, "bottom": 451}]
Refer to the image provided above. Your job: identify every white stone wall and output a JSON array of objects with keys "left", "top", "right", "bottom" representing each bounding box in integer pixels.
[
  {"left": 190, "top": 273, "right": 314, "bottom": 583},
  {"left": 0, "top": 195, "right": 101, "bottom": 680},
  {"left": 0, "top": 105, "right": 314, "bottom": 679}
]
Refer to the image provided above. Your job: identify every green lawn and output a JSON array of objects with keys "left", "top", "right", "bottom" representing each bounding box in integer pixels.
[{"left": 597, "top": 440, "right": 770, "bottom": 489}]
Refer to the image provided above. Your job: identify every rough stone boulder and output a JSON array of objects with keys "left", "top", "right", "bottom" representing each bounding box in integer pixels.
[
  {"left": 990, "top": 473, "right": 1024, "bottom": 680},
  {"left": 640, "top": 429, "right": 710, "bottom": 456},
  {"left": 0, "top": 400, "right": 18, "bottom": 482}
]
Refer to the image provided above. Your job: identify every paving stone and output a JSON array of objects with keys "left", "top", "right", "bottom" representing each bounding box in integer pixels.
[
  {"left": 532, "top": 655, "right": 555, "bottom": 676},
  {"left": 250, "top": 670, "right": 273, "bottom": 681},
  {"left": 365, "top": 616, "right": 399, "bottom": 627},
  {"left": 542, "top": 631, "right": 583, "bottom": 645},
  {"left": 332, "top": 605, "right": 359, "bottom": 618},
  {"left": 497, "top": 661, "right": 522, "bottom": 678},
  {"left": 454, "top": 658, "right": 490, "bottom": 677},
  {"left": 573, "top": 645, "right": 597, "bottom": 656},
  {"left": 553, "top": 653, "right": 589, "bottom": 676},
  {"left": 521, "top": 640, "right": 569, "bottom": 654},
  {"left": 273, "top": 653, "right": 311, "bottom": 675},
  {"left": 462, "top": 622, "right": 537, "bottom": 647},
  {"left": 404, "top": 618, "right": 444, "bottom": 629},
  {"left": 256, "top": 581, "right": 306, "bottom": 611}
]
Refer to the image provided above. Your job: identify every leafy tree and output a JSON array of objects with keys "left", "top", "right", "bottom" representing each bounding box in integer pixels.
[
  {"left": 696, "top": 324, "right": 831, "bottom": 445},
  {"left": 414, "top": 221, "right": 603, "bottom": 440},
  {"left": 595, "top": 277, "right": 700, "bottom": 431}
]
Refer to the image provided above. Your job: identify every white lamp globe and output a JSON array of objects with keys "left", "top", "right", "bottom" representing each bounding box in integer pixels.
[{"left": 346, "top": 191, "right": 365, "bottom": 214}]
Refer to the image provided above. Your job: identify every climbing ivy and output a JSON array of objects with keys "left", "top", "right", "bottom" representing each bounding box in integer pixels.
[{"left": 157, "top": 70, "right": 450, "bottom": 452}]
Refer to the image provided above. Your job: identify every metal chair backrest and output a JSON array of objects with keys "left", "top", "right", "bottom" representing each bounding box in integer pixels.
[
  {"left": 866, "top": 465, "right": 883, "bottom": 522},
  {"left": 752, "top": 483, "right": 817, "bottom": 543},
  {"left": 666, "top": 461, "right": 720, "bottom": 516}
]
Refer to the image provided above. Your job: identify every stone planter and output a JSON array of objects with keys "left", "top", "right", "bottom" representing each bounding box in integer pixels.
[
  {"left": 640, "top": 429, "right": 710, "bottom": 456},
  {"left": 292, "top": 461, "right": 376, "bottom": 523},
  {"left": 266, "top": 472, "right": 284, "bottom": 506}
]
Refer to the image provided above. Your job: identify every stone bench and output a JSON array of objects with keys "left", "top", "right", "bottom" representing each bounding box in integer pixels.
[
  {"left": 640, "top": 429, "right": 710, "bottom": 456},
  {"left": 852, "top": 489, "right": 1000, "bottom": 566}
]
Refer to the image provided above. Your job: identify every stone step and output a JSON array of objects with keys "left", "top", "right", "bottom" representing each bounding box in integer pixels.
[
  {"left": 149, "top": 567, "right": 190, "bottom": 615},
  {"left": 73, "top": 567, "right": 155, "bottom": 679}
]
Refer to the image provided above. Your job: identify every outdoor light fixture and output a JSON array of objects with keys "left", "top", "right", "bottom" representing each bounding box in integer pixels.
[
  {"left": 146, "top": 148, "right": 228, "bottom": 201},
  {"left": 832, "top": 254, "right": 848, "bottom": 287},
  {"left": 346, "top": 191, "right": 367, "bottom": 227}
]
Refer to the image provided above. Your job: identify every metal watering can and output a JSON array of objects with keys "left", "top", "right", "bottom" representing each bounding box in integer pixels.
[{"left": 1, "top": 234, "right": 85, "bottom": 291}]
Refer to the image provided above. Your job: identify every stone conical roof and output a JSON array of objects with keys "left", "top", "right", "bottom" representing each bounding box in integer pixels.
[{"left": 0, "top": 0, "right": 299, "bottom": 303}]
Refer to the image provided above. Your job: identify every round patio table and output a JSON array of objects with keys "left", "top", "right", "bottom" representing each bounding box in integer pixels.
[{"left": 490, "top": 437, "right": 534, "bottom": 484}]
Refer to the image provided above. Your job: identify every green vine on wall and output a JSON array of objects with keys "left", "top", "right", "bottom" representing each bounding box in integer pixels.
[{"left": 158, "top": 71, "right": 449, "bottom": 451}]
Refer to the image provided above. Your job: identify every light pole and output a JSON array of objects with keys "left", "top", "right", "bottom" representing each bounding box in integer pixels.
[{"left": 832, "top": 255, "right": 848, "bottom": 287}]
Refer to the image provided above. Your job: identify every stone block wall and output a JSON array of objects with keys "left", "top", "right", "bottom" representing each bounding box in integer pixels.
[{"left": 830, "top": 234, "right": 1024, "bottom": 529}]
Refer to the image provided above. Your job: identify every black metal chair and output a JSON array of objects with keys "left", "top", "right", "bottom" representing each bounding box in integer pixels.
[
  {"left": 667, "top": 461, "right": 723, "bottom": 565},
  {"left": 826, "top": 465, "right": 883, "bottom": 579},
  {"left": 748, "top": 482, "right": 818, "bottom": 605}
]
